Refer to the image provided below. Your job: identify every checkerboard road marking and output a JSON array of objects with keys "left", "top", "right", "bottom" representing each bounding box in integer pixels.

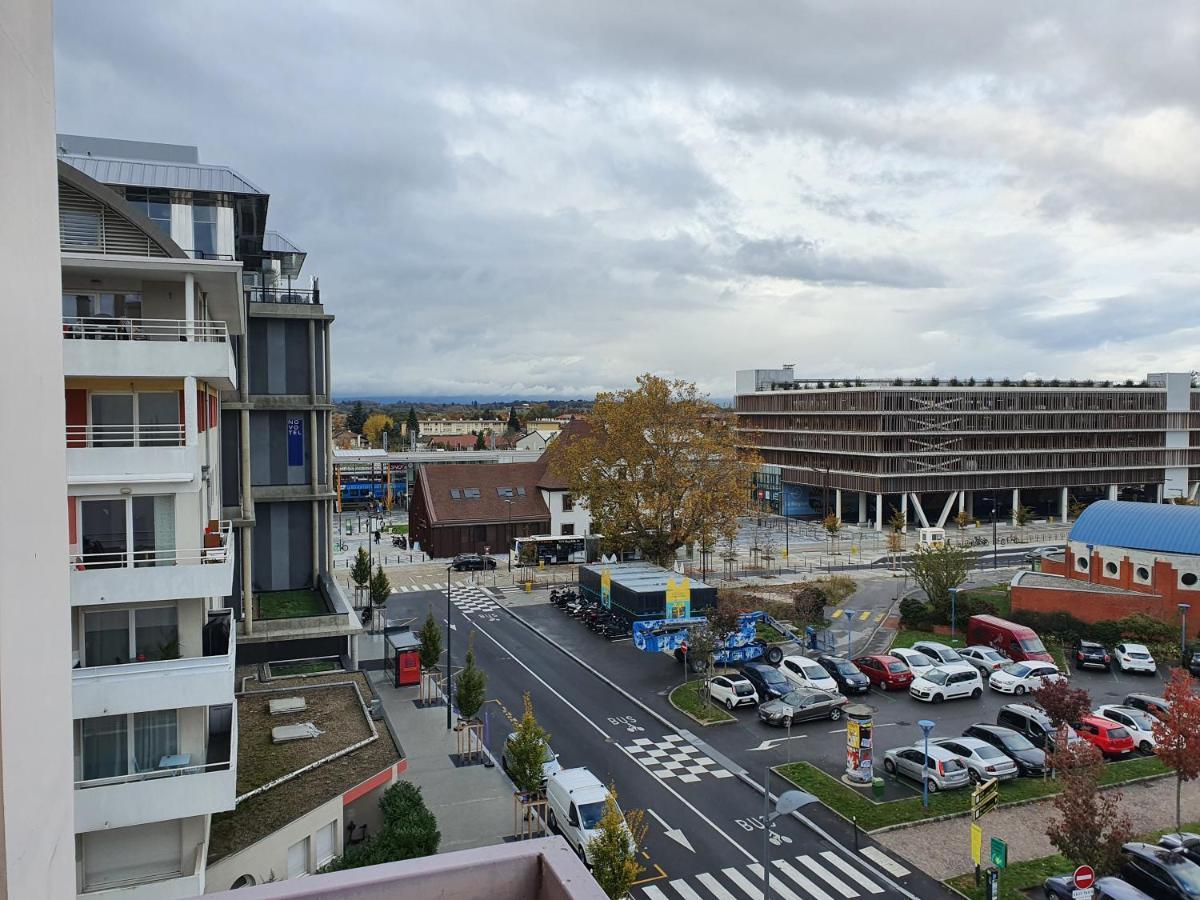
[
  {"left": 623, "top": 734, "right": 734, "bottom": 784},
  {"left": 448, "top": 584, "right": 500, "bottom": 615}
]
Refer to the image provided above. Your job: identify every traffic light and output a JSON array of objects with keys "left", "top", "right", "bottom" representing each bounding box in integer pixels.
[{"left": 972, "top": 777, "right": 999, "bottom": 821}]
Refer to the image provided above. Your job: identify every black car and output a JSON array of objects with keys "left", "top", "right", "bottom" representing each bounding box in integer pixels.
[
  {"left": 1186, "top": 647, "right": 1200, "bottom": 678},
  {"left": 1121, "top": 842, "right": 1200, "bottom": 899},
  {"left": 1044, "top": 875, "right": 1152, "bottom": 899},
  {"left": 739, "top": 662, "right": 791, "bottom": 701},
  {"left": 1161, "top": 834, "right": 1200, "bottom": 867},
  {"left": 817, "top": 655, "right": 871, "bottom": 694},
  {"left": 451, "top": 553, "right": 497, "bottom": 571},
  {"left": 962, "top": 723, "right": 1048, "bottom": 777},
  {"left": 758, "top": 689, "right": 848, "bottom": 726},
  {"left": 1073, "top": 639, "right": 1112, "bottom": 671}
]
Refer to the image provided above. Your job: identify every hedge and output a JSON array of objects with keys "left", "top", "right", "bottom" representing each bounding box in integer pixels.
[{"left": 320, "top": 781, "right": 440, "bottom": 872}]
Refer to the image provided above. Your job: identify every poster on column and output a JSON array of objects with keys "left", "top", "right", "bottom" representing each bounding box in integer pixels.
[{"left": 287, "top": 417, "right": 304, "bottom": 466}]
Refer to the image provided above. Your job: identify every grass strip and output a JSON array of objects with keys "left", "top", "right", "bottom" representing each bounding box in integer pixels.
[{"left": 669, "top": 680, "right": 736, "bottom": 725}]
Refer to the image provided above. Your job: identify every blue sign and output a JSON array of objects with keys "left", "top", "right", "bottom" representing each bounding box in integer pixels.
[{"left": 287, "top": 417, "right": 304, "bottom": 466}]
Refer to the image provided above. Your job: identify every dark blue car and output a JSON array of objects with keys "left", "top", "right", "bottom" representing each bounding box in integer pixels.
[{"left": 1043, "top": 874, "right": 1151, "bottom": 899}]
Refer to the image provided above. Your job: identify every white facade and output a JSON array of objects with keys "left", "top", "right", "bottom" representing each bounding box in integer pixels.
[
  {"left": 0, "top": 3, "right": 77, "bottom": 896},
  {"left": 543, "top": 488, "right": 592, "bottom": 537},
  {"left": 416, "top": 418, "right": 505, "bottom": 436}
]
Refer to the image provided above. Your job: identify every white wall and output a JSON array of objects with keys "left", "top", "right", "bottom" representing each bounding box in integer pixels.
[
  {"left": 0, "top": 2, "right": 76, "bottom": 896},
  {"left": 543, "top": 488, "right": 591, "bottom": 536}
]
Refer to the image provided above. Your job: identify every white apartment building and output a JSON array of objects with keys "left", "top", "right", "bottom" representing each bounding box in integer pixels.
[
  {"left": 414, "top": 418, "right": 506, "bottom": 437},
  {"left": 59, "top": 160, "right": 240, "bottom": 897}
]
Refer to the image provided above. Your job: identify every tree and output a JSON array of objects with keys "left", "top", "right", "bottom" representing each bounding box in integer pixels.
[
  {"left": 792, "top": 584, "right": 827, "bottom": 627},
  {"left": 455, "top": 646, "right": 487, "bottom": 721},
  {"left": 363, "top": 413, "right": 395, "bottom": 448},
  {"left": 589, "top": 787, "right": 645, "bottom": 899},
  {"left": 1153, "top": 668, "right": 1200, "bottom": 833},
  {"left": 474, "top": 430, "right": 485, "bottom": 450},
  {"left": 548, "top": 375, "right": 755, "bottom": 566},
  {"left": 823, "top": 513, "right": 843, "bottom": 553},
  {"left": 351, "top": 546, "right": 372, "bottom": 590},
  {"left": 1044, "top": 737, "right": 1132, "bottom": 875},
  {"left": 406, "top": 406, "right": 420, "bottom": 441},
  {"left": 953, "top": 510, "right": 972, "bottom": 530},
  {"left": 886, "top": 531, "right": 904, "bottom": 569},
  {"left": 507, "top": 405, "right": 522, "bottom": 434},
  {"left": 1014, "top": 505, "right": 1033, "bottom": 526},
  {"left": 903, "top": 544, "right": 969, "bottom": 616},
  {"left": 346, "top": 400, "right": 367, "bottom": 435},
  {"left": 1031, "top": 677, "right": 1092, "bottom": 730},
  {"left": 507, "top": 693, "right": 551, "bottom": 796},
  {"left": 369, "top": 564, "right": 391, "bottom": 607},
  {"left": 321, "top": 781, "right": 440, "bottom": 871},
  {"left": 418, "top": 608, "right": 442, "bottom": 671},
  {"left": 888, "top": 509, "right": 907, "bottom": 533}
]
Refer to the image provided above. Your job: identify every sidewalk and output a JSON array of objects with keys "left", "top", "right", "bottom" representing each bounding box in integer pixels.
[{"left": 368, "top": 669, "right": 517, "bottom": 854}]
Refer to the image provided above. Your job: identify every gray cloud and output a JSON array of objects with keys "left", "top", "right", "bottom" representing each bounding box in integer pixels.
[{"left": 733, "top": 237, "right": 945, "bottom": 289}]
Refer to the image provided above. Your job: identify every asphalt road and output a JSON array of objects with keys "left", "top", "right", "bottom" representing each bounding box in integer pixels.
[{"left": 385, "top": 586, "right": 956, "bottom": 900}]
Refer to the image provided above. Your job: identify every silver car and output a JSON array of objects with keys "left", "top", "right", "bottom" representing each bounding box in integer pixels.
[
  {"left": 959, "top": 645, "right": 1010, "bottom": 676},
  {"left": 882, "top": 743, "right": 971, "bottom": 792},
  {"left": 932, "top": 737, "right": 1019, "bottom": 782}
]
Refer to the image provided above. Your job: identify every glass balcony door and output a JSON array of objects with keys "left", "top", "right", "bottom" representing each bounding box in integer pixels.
[
  {"left": 79, "top": 496, "right": 175, "bottom": 569},
  {"left": 88, "top": 391, "right": 181, "bottom": 448},
  {"left": 82, "top": 606, "right": 179, "bottom": 667},
  {"left": 77, "top": 710, "right": 179, "bottom": 781}
]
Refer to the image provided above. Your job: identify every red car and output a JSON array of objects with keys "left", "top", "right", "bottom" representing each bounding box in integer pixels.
[
  {"left": 1074, "top": 715, "right": 1135, "bottom": 757},
  {"left": 853, "top": 655, "right": 914, "bottom": 692}
]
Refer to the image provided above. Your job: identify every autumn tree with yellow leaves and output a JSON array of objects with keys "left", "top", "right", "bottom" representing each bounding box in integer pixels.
[
  {"left": 549, "top": 374, "right": 755, "bottom": 566},
  {"left": 362, "top": 413, "right": 395, "bottom": 448}
]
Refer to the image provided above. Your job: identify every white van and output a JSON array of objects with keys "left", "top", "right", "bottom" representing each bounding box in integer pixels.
[{"left": 545, "top": 768, "right": 626, "bottom": 865}]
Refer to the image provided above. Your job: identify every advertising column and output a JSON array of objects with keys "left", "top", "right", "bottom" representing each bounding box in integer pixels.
[{"left": 844, "top": 704, "right": 874, "bottom": 785}]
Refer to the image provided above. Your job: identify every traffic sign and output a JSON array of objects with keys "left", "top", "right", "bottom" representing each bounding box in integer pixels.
[
  {"left": 972, "top": 777, "right": 999, "bottom": 820},
  {"left": 1074, "top": 865, "right": 1095, "bottom": 889},
  {"left": 970, "top": 824, "right": 982, "bottom": 865},
  {"left": 990, "top": 837, "right": 1007, "bottom": 869}
]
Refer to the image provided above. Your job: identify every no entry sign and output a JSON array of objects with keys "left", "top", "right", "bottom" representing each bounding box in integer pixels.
[{"left": 1074, "top": 864, "right": 1096, "bottom": 890}]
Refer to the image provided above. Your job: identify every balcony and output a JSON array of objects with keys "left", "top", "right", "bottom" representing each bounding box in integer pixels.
[
  {"left": 62, "top": 316, "right": 236, "bottom": 388},
  {"left": 70, "top": 521, "right": 234, "bottom": 606},
  {"left": 78, "top": 841, "right": 206, "bottom": 900},
  {"left": 73, "top": 611, "right": 235, "bottom": 719},
  {"left": 66, "top": 423, "right": 199, "bottom": 488},
  {"left": 74, "top": 708, "right": 237, "bottom": 832},
  {"left": 245, "top": 286, "right": 319, "bottom": 305}
]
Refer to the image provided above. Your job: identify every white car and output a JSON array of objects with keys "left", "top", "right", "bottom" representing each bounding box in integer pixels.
[
  {"left": 959, "top": 645, "right": 1010, "bottom": 676},
  {"left": 1094, "top": 704, "right": 1157, "bottom": 754},
  {"left": 706, "top": 674, "right": 759, "bottom": 711},
  {"left": 890, "top": 647, "right": 936, "bottom": 679},
  {"left": 932, "top": 736, "right": 1020, "bottom": 783},
  {"left": 912, "top": 640, "right": 967, "bottom": 667},
  {"left": 987, "top": 661, "right": 1064, "bottom": 695},
  {"left": 1114, "top": 643, "right": 1157, "bottom": 675},
  {"left": 779, "top": 655, "right": 839, "bottom": 693},
  {"left": 909, "top": 663, "right": 984, "bottom": 703}
]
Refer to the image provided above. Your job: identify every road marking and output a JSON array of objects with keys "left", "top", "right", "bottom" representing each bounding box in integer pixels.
[
  {"left": 860, "top": 846, "right": 910, "bottom": 877},
  {"left": 857, "top": 610, "right": 871, "bottom": 621},
  {"left": 772, "top": 859, "right": 834, "bottom": 900},
  {"left": 830, "top": 609, "right": 844, "bottom": 619},
  {"left": 798, "top": 855, "right": 856, "bottom": 897},
  {"left": 648, "top": 807, "right": 695, "bottom": 852},
  {"left": 746, "top": 735, "right": 807, "bottom": 752},
  {"left": 464, "top": 615, "right": 758, "bottom": 863},
  {"left": 696, "top": 873, "right": 738, "bottom": 900},
  {"left": 821, "top": 850, "right": 885, "bottom": 893},
  {"left": 746, "top": 864, "right": 803, "bottom": 900},
  {"left": 642, "top": 886, "right": 670, "bottom": 900},
  {"left": 874, "top": 612, "right": 884, "bottom": 622},
  {"left": 668, "top": 879, "right": 703, "bottom": 899},
  {"left": 722, "top": 866, "right": 764, "bottom": 898}
]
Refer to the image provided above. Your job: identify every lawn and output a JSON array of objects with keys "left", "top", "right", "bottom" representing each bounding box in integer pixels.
[
  {"left": 960, "top": 583, "right": 1011, "bottom": 618},
  {"left": 270, "top": 659, "right": 339, "bottom": 676},
  {"left": 773, "top": 755, "right": 1168, "bottom": 832},
  {"left": 257, "top": 589, "right": 327, "bottom": 620},
  {"left": 669, "top": 680, "right": 736, "bottom": 725},
  {"left": 390, "top": 524, "right": 408, "bottom": 535}
]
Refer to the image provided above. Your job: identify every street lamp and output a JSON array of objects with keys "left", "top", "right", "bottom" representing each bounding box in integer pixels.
[
  {"left": 1180, "top": 603, "right": 1191, "bottom": 662},
  {"left": 445, "top": 565, "right": 453, "bottom": 731},
  {"left": 918, "top": 719, "right": 935, "bottom": 809},
  {"left": 761, "top": 775, "right": 818, "bottom": 899},
  {"left": 949, "top": 587, "right": 959, "bottom": 640}
]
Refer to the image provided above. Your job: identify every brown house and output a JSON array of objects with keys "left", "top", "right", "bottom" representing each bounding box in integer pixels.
[{"left": 409, "top": 462, "right": 551, "bottom": 558}]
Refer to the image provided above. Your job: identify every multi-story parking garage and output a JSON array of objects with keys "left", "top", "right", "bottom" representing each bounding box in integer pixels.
[{"left": 735, "top": 366, "right": 1200, "bottom": 530}]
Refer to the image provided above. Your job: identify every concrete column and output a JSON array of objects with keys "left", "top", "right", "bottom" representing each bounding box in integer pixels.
[
  {"left": 1108, "top": 484, "right": 1118, "bottom": 501},
  {"left": 183, "top": 376, "right": 198, "bottom": 449},
  {"left": 311, "top": 408, "right": 320, "bottom": 584},
  {"left": 900, "top": 493, "right": 908, "bottom": 533},
  {"left": 1156, "top": 484, "right": 1165, "bottom": 504},
  {"left": 184, "top": 272, "right": 195, "bottom": 341},
  {"left": 875, "top": 494, "right": 884, "bottom": 531},
  {"left": 1060, "top": 487, "right": 1069, "bottom": 522},
  {"left": 242, "top": 525, "right": 254, "bottom": 635},
  {"left": 835, "top": 489, "right": 843, "bottom": 522},
  {"left": 858, "top": 492, "right": 868, "bottom": 524},
  {"left": 312, "top": 499, "right": 320, "bottom": 584},
  {"left": 308, "top": 319, "right": 317, "bottom": 402},
  {"left": 964, "top": 490, "right": 974, "bottom": 519},
  {"left": 958, "top": 492, "right": 965, "bottom": 515},
  {"left": 1011, "top": 488, "right": 1020, "bottom": 525}
]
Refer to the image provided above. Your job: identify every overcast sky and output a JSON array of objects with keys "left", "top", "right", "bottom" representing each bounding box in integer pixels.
[{"left": 54, "top": 1, "right": 1200, "bottom": 399}]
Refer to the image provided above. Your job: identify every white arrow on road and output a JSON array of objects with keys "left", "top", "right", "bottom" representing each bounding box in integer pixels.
[
  {"left": 647, "top": 808, "right": 694, "bottom": 853},
  {"left": 747, "top": 735, "right": 807, "bottom": 752}
]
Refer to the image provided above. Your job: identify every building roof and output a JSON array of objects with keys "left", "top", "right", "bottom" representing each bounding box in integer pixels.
[
  {"left": 428, "top": 434, "right": 483, "bottom": 450},
  {"left": 1011, "top": 570, "right": 1150, "bottom": 595},
  {"left": 416, "top": 461, "right": 550, "bottom": 525},
  {"left": 264, "top": 230, "right": 305, "bottom": 254},
  {"left": 1069, "top": 500, "right": 1200, "bottom": 556},
  {"left": 60, "top": 152, "right": 264, "bottom": 195},
  {"left": 535, "top": 418, "right": 592, "bottom": 490}
]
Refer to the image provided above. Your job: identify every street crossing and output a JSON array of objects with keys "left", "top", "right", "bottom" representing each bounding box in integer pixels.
[{"left": 392, "top": 582, "right": 501, "bottom": 614}]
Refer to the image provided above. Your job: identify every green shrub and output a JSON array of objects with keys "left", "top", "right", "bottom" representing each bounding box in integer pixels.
[
  {"left": 1115, "top": 613, "right": 1175, "bottom": 644},
  {"left": 899, "top": 597, "right": 935, "bottom": 629},
  {"left": 321, "top": 781, "right": 440, "bottom": 871}
]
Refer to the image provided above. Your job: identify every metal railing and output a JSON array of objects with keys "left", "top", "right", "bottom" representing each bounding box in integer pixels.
[
  {"left": 74, "top": 756, "right": 231, "bottom": 790},
  {"left": 244, "top": 286, "right": 320, "bottom": 305},
  {"left": 69, "top": 521, "right": 232, "bottom": 571},
  {"left": 62, "top": 316, "right": 228, "bottom": 342},
  {"left": 65, "top": 423, "right": 185, "bottom": 448}
]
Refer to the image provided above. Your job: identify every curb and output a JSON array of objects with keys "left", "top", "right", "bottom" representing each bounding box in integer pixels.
[{"left": 666, "top": 684, "right": 737, "bottom": 727}]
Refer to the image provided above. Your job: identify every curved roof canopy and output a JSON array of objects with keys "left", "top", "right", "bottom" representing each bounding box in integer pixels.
[{"left": 1069, "top": 500, "right": 1200, "bottom": 555}]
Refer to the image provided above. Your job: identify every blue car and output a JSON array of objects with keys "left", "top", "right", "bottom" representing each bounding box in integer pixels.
[{"left": 1043, "top": 875, "right": 1151, "bottom": 899}]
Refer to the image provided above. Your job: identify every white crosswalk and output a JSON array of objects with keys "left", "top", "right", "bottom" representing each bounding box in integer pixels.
[
  {"left": 633, "top": 848, "right": 906, "bottom": 899},
  {"left": 392, "top": 582, "right": 502, "bottom": 615}
]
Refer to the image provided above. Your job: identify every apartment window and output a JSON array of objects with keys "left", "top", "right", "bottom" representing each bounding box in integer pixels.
[
  {"left": 77, "top": 710, "right": 178, "bottom": 781},
  {"left": 561, "top": 524, "right": 575, "bottom": 536},
  {"left": 193, "top": 201, "right": 217, "bottom": 257},
  {"left": 61, "top": 291, "right": 142, "bottom": 320},
  {"left": 287, "top": 836, "right": 310, "bottom": 879},
  {"left": 78, "top": 495, "right": 175, "bottom": 568},
  {"left": 124, "top": 187, "right": 172, "bottom": 238},
  {"left": 315, "top": 822, "right": 337, "bottom": 868},
  {"left": 562, "top": 493, "right": 574, "bottom": 512},
  {"left": 83, "top": 606, "right": 179, "bottom": 667},
  {"left": 88, "top": 389, "right": 184, "bottom": 449}
]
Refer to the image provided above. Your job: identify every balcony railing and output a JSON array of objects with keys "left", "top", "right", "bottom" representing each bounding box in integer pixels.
[
  {"left": 63, "top": 316, "right": 228, "bottom": 342},
  {"left": 66, "top": 423, "right": 185, "bottom": 448},
  {"left": 74, "top": 757, "right": 231, "bottom": 790},
  {"left": 244, "top": 286, "right": 320, "bottom": 305},
  {"left": 70, "top": 521, "right": 231, "bottom": 572}
]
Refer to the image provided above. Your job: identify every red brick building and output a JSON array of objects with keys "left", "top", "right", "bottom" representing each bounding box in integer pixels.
[{"left": 1011, "top": 500, "right": 1200, "bottom": 636}]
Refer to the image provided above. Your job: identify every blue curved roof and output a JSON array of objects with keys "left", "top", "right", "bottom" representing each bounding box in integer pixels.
[{"left": 1069, "top": 500, "right": 1200, "bottom": 555}]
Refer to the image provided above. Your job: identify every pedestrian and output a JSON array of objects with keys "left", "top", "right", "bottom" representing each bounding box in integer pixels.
[{"left": 374, "top": 529, "right": 381, "bottom": 544}]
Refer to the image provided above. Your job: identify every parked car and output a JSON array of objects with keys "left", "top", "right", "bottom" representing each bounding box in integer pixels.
[
  {"left": 502, "top": 732, "right": 561, "bottom": 785},
  {"left": 932, "top": 736, "right": 1019, "bottom": 783},
  {"left": 988, "top": 660, "right": 1065, "bottom": 695},
  {"left": 890, "top": 647, "right": 936, "bottom": 679},
  {"left": 1160, "top": 833, "right": 1200, "bottom": 866},
  {"left": 854, "top": 654, "right": 915, "bottom": 692},
  {"left": 706, "top": 675, "right": 759, "bottom": 711},
  {"left": 1075, "top": 714, "right": 1136, "bottom": 757},
  {"left": 1187, "top": 645, "right": 1200, "bottom": 678},
  {"left": 1025, "top": 545, "right": 1063, "bottom": 563},
  {"left": 1120, "top": 841, "right": 1200, "bottom": 899},
  {"left": 1115, "top": 643, "right": 1158, "bottom": 675},
  {"left": 451, "top": 553, "right": 497, "bottom": 571},
  {"left": 545, "top": 768, "right": 628, "bottom": 866},
  {"left": 882, "top": 743, "right": 971, "bottom": 792},
  {"left": 1043, "top": 875, "right": 1152, "bottom": 899},
  {"left": 1094, "top": 705, "right": 1158, "bottom": 754},
  {"left": 960, "top": 645, "right": 1010, "bottom": 676},
  {"left": 912, "top": 640, "right": 967, "bottom": 666},
  {"left": 758, "top": 689, "right": 848, "bottom": 727},
  {"left": 1072, "top": 639, "right": 1113, "bottom": 671},
  {"left": 910, "top": 663, "right": 984, "bottom": 703},
  {"left": 966, "top": 614, "right": 1055, "bottom": 663},
  {"left": 739, "top": 662, "right": 791, "bottom": 701},
  {"left": 962, "top": 723, "right": 1048, "bottom": 777},
  {"left": 1124, "top": 693, "right": 1172, "bottom": 720},
  {"left": 816, "top": 655, "right": 871, "bottom": 695},
  {"left": 779, "top": 655, "right": 839, "bottom": 694},
  {"left": 996, "top": 703, "right": 1081, "bottom": 751}
]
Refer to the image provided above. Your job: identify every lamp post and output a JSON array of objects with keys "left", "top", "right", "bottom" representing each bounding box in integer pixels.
[
  {"left": 918, "top": 719, "right": 935, "bottom": 809},
  {"left": 1180, "top": 603, "right": 1191, "bottom": 662},
  {"left": 761, "top": 770, "right": 817, "bottom": 900},
  {"left": 949, "top": 587, "right": 959, "bottom": 640},
  {"left": 445, "top": 564, "right": 453, "bottom": 731}
]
